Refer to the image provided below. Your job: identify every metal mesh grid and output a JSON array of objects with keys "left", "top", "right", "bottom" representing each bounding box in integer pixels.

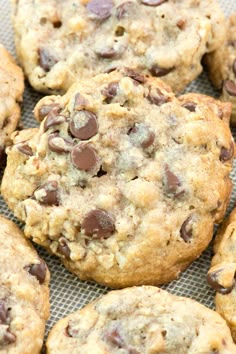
[{"left": 0, "top": 0, "right": 236, "bottom": 340}]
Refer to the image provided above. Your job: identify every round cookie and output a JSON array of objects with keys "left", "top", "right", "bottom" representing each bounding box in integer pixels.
[
  {"left": 0, "top": 44, "right": 24, "bottom": 161},
  {"left": 46, "top": 286, "right": 236, "bottom": 353},
  {"left": 12, "top": 0, "right": 225, "bottom": 94},
  {"left": 207, "top": 208, "right": 236, "bottom": 342},
  {"left": 0, "top": 215, "right": 50, "bottom": 353},
  {"left": 1, "top": 69, "right": 234, "bottom": 288}
]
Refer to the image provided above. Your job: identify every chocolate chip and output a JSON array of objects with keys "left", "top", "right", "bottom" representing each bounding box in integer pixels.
[
  {"left": 96, "top": 166, "right": 107, "bottom": 177},
  {"left": 82, "top": 209, "right": 115, "bottom": 239},
  {"left": 115, "top": 26, "right": 125, "bottom": 36},
  {"left": 182, "top": 102, "right": 197, "bottom": 112},
  {"left": 224, "top": 80, "right": 236, "bottom": 97},
  {"left": 106, "top": 329, "right": 125, "bottom": 347},
  {"left": 74, "top": 93, "right": 88, "bottom": 110},
  {"left": 101, "top": 82, "right": 118, "bottom": 100},
  {"left": 147, "top": 88, "right": 168, "bottom": 106},
  {"left": 44, "top": 111, "right": 66, "bottom": 131},
  {"left": 176, "top": 19, "right": 186, "bottom": 29},
  {"left": 142, "top": 0, "right": 166, "bottom": 5},
  {"left": 71, "top": 144, "right": 99, "bottom": 171},
  {"left": 69, "top": 110, "right": 98, "bottom": 140},
  {"left": 57, "top": 238, "right": 71, "bottom": 260},
  {"left": 220, "top": 142, "right": 234, "bottom": 162},
  {"left": 66, "top": 323, "right": 78, "bottom": 338},
  {"left": 0, "top": 301, "right": 8, "bottom": 325},
  {"left": 124, "top": 68, "right": 146, "bottom": 84},
  {"left": 87, "top": 0, "right": 113, "bottom": 20},
  {"left": 233, "top": 59, "right": 236, "bottom": 76},
  {"left": 129, "top": 123, "right": 155, "bottom": 149},
  {"left": 38, "top": 104, "right": 61, "bottom": 122},
  {"left": 180, "top": 216, "right": 192, "bottom": 242},
  {"left": 116, "top": 2, "right": 135, "bottom": 20},
  {"left": 2, "top": 330, "right": 16, "bottom": 345},
  {"left": 34, "top": 181, "right": 59, "bottom": 206},
  {"left": 38, "top": 48, "right": 58, "bottom": 72},
  {"left": 48, "top": 133, "right": 73, "bottom": 153},
  {"left": 0, "top": 146, "right": 6, "bottom": 163},
  {"left": 16, "top": 142, "right": 33, "bottom": 156},
  {"left": 26, "top": 258, "right": 47, "bottom": 284},
  {"left": 96, "top": 48, "right": 117, "bottom": 59},
  {"left": 150, "top": 65, "right": 173, "bottom": 77},
  {"left": 207, "top": 270, "right": 235, "bottom": 295},
  {"left": 164, "top": 164, "right": 183, "bottom": 196}
]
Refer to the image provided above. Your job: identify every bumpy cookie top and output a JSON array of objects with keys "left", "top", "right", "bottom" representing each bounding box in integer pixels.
[
  {"left": 12, "top": 0, "right": 225, "bottom": 93},
  {"left": 46, "top": 286, "right": 236, "bottom": 353},
  {"left": 2, "top": 69, "right": 234, "bottom": 288},
  {"left": 0, "top": 44, "right": 24, "bottom": 159},
  {"left": 0, "top": 215, "right": 50, "bottom": 354}
]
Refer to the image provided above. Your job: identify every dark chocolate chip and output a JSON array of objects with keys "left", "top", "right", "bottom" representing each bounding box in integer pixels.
[
  {"left": 180, "top": 216, "right": 192, "bottom": 242},
  {"left": 82, "top": 209, "right": 115, "bottom": 239},
  {"left": 71, "top": 144, "right": 99, "bottom": 171},
  {"left": 164, "top": 164, "right": 183, "bottom": 196},
  {"left": 44, "top": 111, "right": 66, "bottom": 131},
  {"left": 39, "top": 104, "right": 61, "bottom": 122},
  {"left": 147, "top": 88, "right": 168, "bottom": 106},
  {"left": 38, "top": 48, "right": 58, "bottom": 72},
  {"left": 150, "top": 65, "right": 173, "bottom": 77},
  {"left": 124, "top": 68, "right": 146, "bottom": 84},
  {"left": 2, "top": 330, "right": 16, "bottom": 346},
  {"left": 128, "top": 124, "right": 155, "bottom": 149},
  {"left": 0, "top": 301, "right": 8, "bottom": 325},
  {"left": 48, "top": 133, "right": 73, "bottom": 153},
  {"left": 101, "top": 82, "right": 119, "bottom": 101},
  {"left": 96, "top": 48, "right": 117, "bottom": 59},
  {"left": 106, "top": 329, "right": 125, "bottom": 347},
  {"left": 207, "top": 270, "right": 235, "bottom": 295},
  {"left": 220, "top": 142, "right": 234, "bottom": 162},
  {"left": 233, "top": 59, "right": 236, "bottom": 76},
  {"left": 69, "top": 110, "right": 98, "bottom": 140},
  {"left": 34, "top": 181, "right": 59, "bottom": 206},
  {"left": 224, "top": 80, "right": 236, "bottom": 97},
  {"left": 57, "top": 238, "right": 71, "bottom": 260},
  {"left": 16, "top": 142, "right": 33, "bottom": 156},
  {"left": 26, "top": 258, "right": 47, "bottom": 284},
  {"left": 116, "top": 2, "right": 135, "bottom": 20},
  {"left": 142, "top": 0, "right": 166, "bottom": 5},
  {"left": 182, "top": 102, "right": 197, "bottom": 112},
  {"left": 87, "top": 0, "right": 113, "bottom": 20},
  {"left": 74, "top": 93, "right": 88, "bottom": 110}
]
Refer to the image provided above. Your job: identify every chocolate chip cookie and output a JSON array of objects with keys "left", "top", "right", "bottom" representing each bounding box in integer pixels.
[
  {"left": 207, "top": 208, "right": 236, "bottom": 342},
  {"left": 46, "top": 286, "right": 236, "bottom": 353},
  {"left": 12, "top": 0, "right": 225, "bottom": 94},
  {"left": 0, "top": 44, "right": 24, "bottom": 161},
  {"left": 205, "top": 13, "right": 236, "bottom": 125},
  {"left": 0, "top": 215, "right": 50, "bottom": 353},
  {"left": 1, "top": 69, "right": 234, "bottom": 288}
]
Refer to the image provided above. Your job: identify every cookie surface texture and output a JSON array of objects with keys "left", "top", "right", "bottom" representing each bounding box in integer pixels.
[
  {"left": 0, "top": 215, "right": 50, "bottom": 353},
  {"left": 46, "top": 286, "right": 236, "bottom": 353},
  {"left": 208, "top": 208, "right": 236, "bottom": 342},
  {"left": 12, "top": 0, "right": 225, "bottom": 94},
  {"left": 1, "top": 69, "right": 234, "bottom": 288},
  {"left": 0, "top": 44, "right": 24, "bottom": 160}
]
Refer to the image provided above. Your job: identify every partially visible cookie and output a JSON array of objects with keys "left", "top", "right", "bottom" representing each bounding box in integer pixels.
[
  {"left": 0, "top": 215, "right": 50, "bottom": 353},
  {"left": 12, "top": 0, "right": 225, "bottom": 94},
  {"left": 1, "top": 69, "right": 234, "bottom": 288},
  {"left": 205, "top": 14, "right": 236, "bottom": 125},
  {"left": 207, "top": 208, "right": 236, "bottom": 342},
  {"left": 46, "top": 286, "right": 236, "bottom": 353},
  {"left": 0, "top": 44, "right": 24, "bottom": 161}
]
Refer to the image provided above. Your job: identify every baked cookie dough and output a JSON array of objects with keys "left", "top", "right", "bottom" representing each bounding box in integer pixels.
[
  {"left": 0, "top": 215, "right": 50, "bottom": 353},
  {"left": 205, "top": 13, "right": 236, "bottom": 125},
  {"left": 1, "top": 69, "right": 234, "bottom": 288},
  {"left": 0, "top": 44, "right": 24, "bottom": 161},
  {"left": 46, "top": 286, "right": 236, "bottom": 353},
  {"left": 12, "top": 0, "right": 226, "bottom": 94},
  {"left": 207, "top": 207, "right": 236, "bottom": 342}
]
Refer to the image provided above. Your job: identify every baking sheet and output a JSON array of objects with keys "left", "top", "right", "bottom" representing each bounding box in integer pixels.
[{"left": 0, "top": 0, "right": 236, "bottom": 342}]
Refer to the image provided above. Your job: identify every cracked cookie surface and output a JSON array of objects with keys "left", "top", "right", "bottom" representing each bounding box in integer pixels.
[
  {"left": 1, "top": 69, "right": 234, "bottom": 288},
  {"left": 46, "top": 286, "right": 236, "bottom": 353},
  {"left": 12, "top": 0, "right": 225, "bottom": 94}
]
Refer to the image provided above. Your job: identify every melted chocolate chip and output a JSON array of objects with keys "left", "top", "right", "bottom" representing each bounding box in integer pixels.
[
  {"left": 233, "top": 59, "right": 236, "bottom": 76},
  {"left": 82, "top": 209, "right": 115, "bottom": 239},
  {"left": 180, "top": 216, "right": 192, "bottom": 242},
  {"left": 101, "top": 82, "right": 119, "bottom": 100},
  {"left": 71, "top": 144, "right": 99, "bottom": 171},
  {"left": 38, "top": 48, "right": 58, "bottom": 72},
  {"left": 39, "top": 104, "right": 61, "bottom": 122},
  {"left": 26, "top": 259, "right": 47, "bottom": 284},
  {"left": 69, "top": 110, "right": 98, "bottom": 140},
  {"left": 220, "top": 142, "right": 234, "bottom": 162},
  {"left": 164, "top": 164, "right": 183, "bottom": 196},
  {"left": 57, "top": 238, "right": 71, "bottom": 260},
  {"left": 129, "top": 124, "right": 155, "bottom": 149},
  {"left": 87, "top": 0, "right": 113, "bottom": 20},
  {"left": 116, "top": 2, "right": 134, "bottom": 20},
  {"left": 48, "top": 133, "right": 73, "bottom": 153},
  {"left": 0, "top": 301, "right": 8, "bottom": 324},
  {"left": 74, "top": 93, "right": 88, "bottom": 110},
  {"left": 106, "top": 329, "right": 125, "bottom": 347},
  {"left": 224, "top": 80, "right": 236, "bottom": 97},
  {"left": 147, "top": 88, "right": 168, "bottom": 106},
  {"left": 182, "top": 102, "right": 197, "bottom": 112},
  {"left": 207, "top": 270, "right": 235, "bottom": 294},
  {"left": 34, "top": 181, "right": 59, "bottom": 206},
  {"left": 44, "top": 111, "right": 66, "bottom": 131},
  {"left": 16, "top": 142, "right": 33, "bottom": 156},
  {"left": 96, "top": 48, "right": 117, "bottom": 59},
  {"left": 142, "top": 0, "right": 166, "bottom": 5},
  {"left": 124, "top": 68, "right": 146, "bottom": 84},
  {"left": 150, "top": 65, "right": 173, "bottom": 77}
]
